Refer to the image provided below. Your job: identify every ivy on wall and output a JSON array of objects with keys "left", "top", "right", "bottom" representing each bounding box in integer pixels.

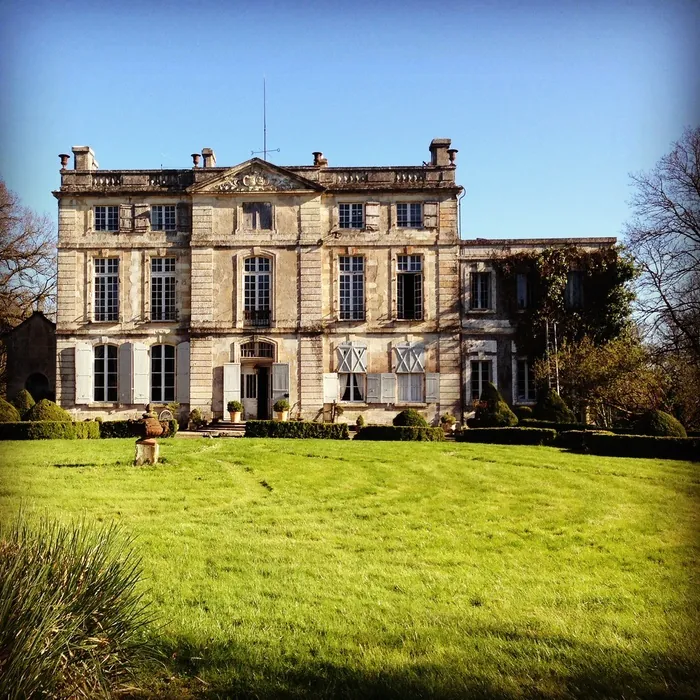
[{"left": 492, "top": 246, "right": 636, "bottom": 360}]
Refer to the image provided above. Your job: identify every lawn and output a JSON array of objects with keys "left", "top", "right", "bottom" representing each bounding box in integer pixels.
[{"left": 0, "top": 438, "right": 698, "bottom": 699}]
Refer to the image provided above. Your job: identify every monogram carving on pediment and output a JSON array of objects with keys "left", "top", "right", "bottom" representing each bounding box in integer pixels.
[{"left": 214, "top": 168, "right": 298, "bottom": 192}]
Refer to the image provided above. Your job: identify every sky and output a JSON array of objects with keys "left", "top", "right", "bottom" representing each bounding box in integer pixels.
[{"left": 0, "top": 0, "right": 698, "bottom": 240}]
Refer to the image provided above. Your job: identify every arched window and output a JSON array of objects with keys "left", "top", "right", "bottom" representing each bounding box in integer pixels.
[
  {"left": 94, "top": 344, "right": 118, "bottom": 402},
  {"left": 151, "top": 344, "right": 175, "bottom": 402},
  {"left": 240, "top": 341, "right": 274, "bottom": 358},
  {"left": 244, "top": 257, "right": 271, "bottom": 327}
]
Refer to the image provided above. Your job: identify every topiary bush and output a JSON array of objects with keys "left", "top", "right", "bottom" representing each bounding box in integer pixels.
[
  {"left": 11, "top": 390, "right": 35, "bottom": 418},
  {"left": 472, "top": 382, "right": 518, "bottom": 427},
  {"left": 533, "top": 387, "right": 576, "bottom": 423},
  {"left": 0, "top": 398, "right": 21, "bottom": 423},
  {"left": 24, "top": 399, "right": 72, "bottom": 423},
  {"left": 633, "top": 410, "right": 687, "bottom": 438},
  {"left": 393, "top": 409, "right": 429, "bottom": 427},
  {"left": 513, "top": 405, "right": 533, "bottom": 421}
]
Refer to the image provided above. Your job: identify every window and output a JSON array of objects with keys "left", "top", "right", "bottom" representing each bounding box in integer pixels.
[
  {"left": 242, "top": 202, "right": 272, "bottom": 230},
  {"left": 244, "top": 257, "right": 271, "bottom": 326},
  {"left": 397, "top": 373, "right": 423, "bottom": 403},
  {"left": 241, "top": 341, "right": 274, "bottom": 358},
  {"left": 151, "top": 344, "right": 175, "bottom": 402},
  {"left": 339, "top": 256, "right": 364, "bottom": 320},
  {"left": 244, "top": 373, "right": 257, "bottom": 400},
  {"left": 94, "top": 344, "right": 117, "bottom": 402},
  {"left": 470, "top": 360, "right": 493, "bottom": 401},
  {"left": 339, "top": 203, "right": 364, "bottom": 229},
  {"left": 516, "top": 359, "right": 536, "bottom": 402},
  {"left": 397, "top": 203, "right": 422, "bottom": 228},
  {"left": 94, "top": 206, "right": 119, "bottom": 232},
  {"left": 470, "top": 271, "right": 492, "bottom": 310},
  {"left": 337, "top": 343, "right": 367, "bottom": 402},
  {"left": 341, "top": 373, "right": 364, "bottom": 402},
  {"left": 516, "top": 273, "right": 531, "bottom": 309},
  {"left": 397, "top": 255, "right": 423, "bottom": 320},
  {"left": 395, "top": 342, "right": 425, "bottom": 403},
  {"left": 94, "top": 258, "right": 119, "bottom": 321},
  {"left": 150, "top": 258, "right": 176, "bottom": 321},
  {"left": 565, "top": 271, "right": 584, "bottom": 309},
  {"left": 151, "top": 205, "right": 176, "bottom": 231}
]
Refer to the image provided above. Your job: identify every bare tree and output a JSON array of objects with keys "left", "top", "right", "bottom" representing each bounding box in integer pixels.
[{"left": 624, "top": 127, "right": 700, "bottom": 362}]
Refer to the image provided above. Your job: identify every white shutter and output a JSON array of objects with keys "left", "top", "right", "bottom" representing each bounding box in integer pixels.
[
  {"left": 323, "top": 373, "right": 339, "bottom": 403},
  {"left": 176, "top": 341, "right": 190, "bottom": 403},
  {"left": 423, "top": 201, "right": 438, "bottom": 228},
  {"left": 365, "top": 201, "right": 380, "bottom": 231},
  {"left": 271, "top": 363, "right": 289, "bottom": 403},
  {"left": 75, "top": 343, "right": 93, "bottom": 404},
  {"left": 118, "top": 342, "right": 133, "bottom": 404},
  {"left": 133, "top": 343, "right": 150, "bottom": 404},
  {"left": 425, "top": 373, "right": 440, "bottom": 403},
  {"left": 394, "top": 343, "right": 425, "bottom": 372},
  {"left": 223, "top": 363, "right": 241, "bottom": 410},
  {"left": 119, "top": 204, "right": 133, "bottom": 232},
  {"left": 380, "top": 373, "right": 396, "bottom": 403},
  {"left": 337, "top": 343, "right": 367, "bottom": 372},
  {"left": 366, "top": 374, "right": 381, "bottom": 403}
]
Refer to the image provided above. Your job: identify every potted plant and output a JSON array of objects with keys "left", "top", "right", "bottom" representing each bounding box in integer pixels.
[
  {"left": 227, "top": 400, "right": 243, "bottom": 423},
  {"left": 273, "top": 398, "right": 290, "bottom": 421},
  {"left": 440, "top": 412, "right": 457, "bottom": 434}
]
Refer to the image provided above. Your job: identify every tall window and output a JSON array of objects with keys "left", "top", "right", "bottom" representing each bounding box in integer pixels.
[
  {"left": 339, "top": 256, "right": 364, "bottom": 320},
  {"left": 151, "top": 205, "right": 176, "bottom": 231},
  {"left": 337, "top": 343, "right": 367, "bottom": 402},
  {"left": 94, "top": 206, "right": 119, "bottom": 232},
  {"left": 94, "top": 345, "right": 117, "bottom": 402},
  {"left": 516, "top": 273, "right": 530, "bottom": 309},
  {"left": 565, "top": 271, "right": 584, "bottom": 309},
  {"left": 151, "top": 258, "right": 176, "bottom": 321},
  {"left": 470, "top": 360, "right": 493, "bottom": 401},
  {"left": 395, "top": 343, "right": 425, "bottom": 403},
  {"left": 151, "top": 344, "right": 175, "bottom": 402},
  {"left": 470, "top": 271, "right": 492, "bottom": 310},
  {"left": 242, "top": 202, "right": 272, "bottom": 229},
  {"left": 244, "top": 257, "right": 271, "bottom": 326},
  {"left": 397, "top": 203, "right": 422, "bottom": 228},
  {"left": 397, "top": 255, "right": 423, "bottom": 320},
  {"left": 517, "top": 359, "right": 536, "bottom": 402},
  {"left": 94, "top": 258, "right": 119, "bottom": 321},
  {"left": 339, "top": 203, "right": 364, "bottom": 229}
]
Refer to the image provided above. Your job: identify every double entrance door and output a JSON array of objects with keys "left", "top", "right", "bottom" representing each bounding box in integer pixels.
[{"left": 241, "top": 365, "right": 270, "bottom": 420}]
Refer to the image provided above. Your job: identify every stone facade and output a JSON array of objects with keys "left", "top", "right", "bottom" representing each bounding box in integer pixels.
[{"left": 53, "top": 140, "right": 615, "bottom": 425}]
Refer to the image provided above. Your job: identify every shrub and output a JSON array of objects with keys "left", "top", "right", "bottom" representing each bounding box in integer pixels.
[
  {"left": 245, "top": 420, "right": 349, "bottom": 439},
  {"left": 99, "top": 420, "right": 140, "bottom": 439},
  {"left": 513, "top": 405, "right": 533, "bottom": 421},
  {"left": 227, "top": 400, "right": 243, "bottom": 413},
  {"left": 0, "top": 398, "right": 21, "bottom": 423},
  {"left": 472, "top": 382, "right": 518, "bottom": 427},
  {"left": 273, "top": 399, "right": 290, "bottom": 412},
  {"left": 633, "top": 410, "right": 687, "bottom": 438},
  {"left": 455, "top": 427, "right": 557, "bottom": 445},
  {"left": 393, "top": 409, "right": 429, "bottom": 427},
  {"left": 354, "top": 425, "right": 445, "bottom": 441},
  {"left": 0, "top": 513, "right": 154, "bottom": 699},
  {"left": 533, "top": 387, "right": 576, "bottom": 423},
  {"left": 355, "top": 414, "right": 365, "bottom": 429},
  {"left": 0, "top": 422, "right": 101, "bottom": 440},
  {"left": 188, "top": 409, "right": 205, "bottom": 430},
  {"left": 440, "top": 413, "right": 456, "bottom": 426},
  {"left": 11, "top": 389, "right": 35, "bottom": 418},
  {"left": 556, "top": 430, "right": 698, "bottom": 461},
  {"left": 24, "top": 399, "right": 72, "bottom": 422}
]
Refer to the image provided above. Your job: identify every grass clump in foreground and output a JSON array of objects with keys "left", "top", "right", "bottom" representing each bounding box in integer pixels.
[
  {"left": 0, "top": 438, "right": 698, "bottom": 699},
  {"left": 0, "top": 512, "right": 154, "bottom": 699}
]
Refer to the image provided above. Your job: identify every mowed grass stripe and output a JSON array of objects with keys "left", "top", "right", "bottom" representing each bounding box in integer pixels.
[{"left": 0, "top": 438, "right": 697, "bottom": 699}]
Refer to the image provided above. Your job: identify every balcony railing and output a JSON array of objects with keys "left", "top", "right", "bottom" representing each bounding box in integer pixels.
[{"left": 244, "top": 309, "right": 271, "bottom": 327}]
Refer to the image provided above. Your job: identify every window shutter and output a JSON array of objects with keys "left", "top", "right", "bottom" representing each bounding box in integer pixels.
[
  {"left": 423, "top": 201, "right": 438, "bottom": 228},
  {"left": 118, "top": 342, "right": 133, "bottom": 404},
  {"left": 366, "top": 374, "right": 381, "bottom": 403},
  {"left": 176, "top": 203, "right": 190, "bottom": 232},
  {"left": 133, "top": 343, "right": 150, "bottom": 404},
  {"left": 272, "top": 363, "right": 289, "bottom": 403},
  {"left": 75, "top": 343, "right": 93, "bottom": 404},
  {"left": 176, "top": 342, "right": 190, "bottom": 403},
  {"left": 380, "top": 373, "right": 396, "bottom": 403},
  {"left": 425, "top": 373, "right": 440, "bottom": 403},
  {"left": 133, "top": 204, "right": 150, "bottom": 231},
  {"left": 365, "top": 201, "right": 380, "bottom": 231},
  {"left": 223, "top": 363, "right": 241, "bottom": 409},
  {"left": 119, "top": 204, "right": 133, "bottom": 232},
  {"left": 323, "top": 373, "right": 339, "bottom": 403}
]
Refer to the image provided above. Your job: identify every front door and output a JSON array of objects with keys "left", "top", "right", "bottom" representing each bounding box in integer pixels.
[
  {"left": 257, "top": 366, "right": 270, "bottom": 420},
  {"left": 242, "top": 367, "right": 258, "bottom": 420}
]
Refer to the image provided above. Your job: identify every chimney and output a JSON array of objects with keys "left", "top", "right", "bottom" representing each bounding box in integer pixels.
[
  {"left": 429, "top": 138, "right": 451, "bottom": 167},
  {"left": 312, "top": 151, "right": 328, "bottom": 167},
  {"left": 72, "top": 146, "right": 98, "bottom": 171},
  {"left": 201, "top": 148, "right": 216, "bottom": 168}
]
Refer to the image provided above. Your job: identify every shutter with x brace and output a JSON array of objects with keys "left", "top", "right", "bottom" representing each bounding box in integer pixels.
[
  {"left": 393, "top": 343, "right": 425, "bottom": 373},
  {"left": 336, "top": 343, "right": 367, "bottom": 373}
]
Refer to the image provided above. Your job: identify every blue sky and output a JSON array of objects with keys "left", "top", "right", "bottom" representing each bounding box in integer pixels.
[{"left": 1, "top": 0, "right": 698, "bottom": 239}]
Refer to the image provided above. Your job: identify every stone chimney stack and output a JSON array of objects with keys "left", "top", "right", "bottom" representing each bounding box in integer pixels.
[
  {"left": 429, "top": 138, "right": 451, "bottom": 167},
  {"left": 72, "top": 146, "right": 98, "bottom": 171},
  {"left": 201, "top": 148, "right": 216, "bottom": 168}
]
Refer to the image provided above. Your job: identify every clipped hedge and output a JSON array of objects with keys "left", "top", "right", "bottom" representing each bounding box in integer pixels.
[
  {"left": 455, "top": 427, "right": 557, "bottom": 445},
  {"left": 520, "top": 419, "right": 599, "bottom": 432},
  {"left": 353, "top": 425, "right": 445, "bottom": 441},
  {"left": 25, "top": 400, "right": 72, "bottom": 423},
  {"left": 245, "top": 420, "right": 349, "bottom": 439},
  {"left": 556, "top": 431, "right": 699, "bottom": 461},
  {"left": 0, "top": 422, "right": 101, "bottom": 440},
  {"left": 98, "top": 419, "right": 178, "bottom": 439}
]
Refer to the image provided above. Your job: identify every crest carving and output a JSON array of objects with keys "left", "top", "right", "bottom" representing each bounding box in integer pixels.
[{"left": 214, "top": 167, "right": 299, "bottom": 193}]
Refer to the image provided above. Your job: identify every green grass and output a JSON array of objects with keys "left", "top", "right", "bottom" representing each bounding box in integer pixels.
[{"left": 1, "top": 438, "right": 698, "bottom": 699}]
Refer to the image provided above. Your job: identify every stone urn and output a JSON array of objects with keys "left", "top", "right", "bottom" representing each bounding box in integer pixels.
[{"left": 134, "top": 407, "right": 164, "bottom": 465}]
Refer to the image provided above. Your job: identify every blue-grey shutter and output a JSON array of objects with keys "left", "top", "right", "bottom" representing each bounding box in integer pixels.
[
  {"left": 425, "top": 373, "right": 440, "bottom": 403},
  {"left": 272, "top": 363, "right": 289, "bottom": 403},
  {"left": 132, "top": 343, "right": 150, "bottom": 404},
  {"left": 380, "top": 373, "right": 396, "bottom": 403},
  {"left": 176, "top": 342, "right": 190, "bottom": 403},
  {"left": 366, "top": 374, "right": 381, "bottom": 403},
  {"left": 118, "top": 342, "right": 133, "bottom": 404},
  {"left": 323, "top": 373, "right": 338, "bottom": 403},
  {"left": 223, "top": 363, "right": 241, "bottom": 410},
  {"left": 75, "top": 343, "right": 93, "bottom": 404}
]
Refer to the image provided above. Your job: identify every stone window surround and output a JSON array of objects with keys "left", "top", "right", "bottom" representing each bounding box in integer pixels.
[
  {"left": 465, "top": 339, "right": 498, "bottom": 406},
  {"left": 231, "top": 335, "right": 279, "bottom": 363},
  {"left": 235, "top": 201, "right": 277, "bottom": 235},
  {"left": 233, "top": 248, "right": 277, "bottom": 329},
  {"left": 464, "top": 262, "right": 497, "bottom": 314},
  {"left": 511, "top": 341, "right": 536, "bottom": 405},
  {"left": 391, "top": 248, "right": 429, "bottom": 322},
  {"left": 143, "top": 250, "right": 180, "bottom": 323},
  {"left": 86, "top": 251, "right": 124, "bottom": 324}
]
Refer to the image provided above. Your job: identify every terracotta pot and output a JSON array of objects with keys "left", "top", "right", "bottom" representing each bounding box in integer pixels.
[
  {"left": 274, "top": 410, "right": 289, "bottom": 422},
  {"left": 229, "top": 411, "right": 242, "bottom": 423}
]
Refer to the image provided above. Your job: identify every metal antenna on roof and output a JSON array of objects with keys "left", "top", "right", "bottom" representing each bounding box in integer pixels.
[{"left": 251, "top": 77, "right": 280, "bottom": 161}]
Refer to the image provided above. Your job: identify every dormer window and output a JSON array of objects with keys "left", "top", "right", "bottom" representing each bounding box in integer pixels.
[{"left": 242, "top": 202, "right": 272, "bottom": 230}]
